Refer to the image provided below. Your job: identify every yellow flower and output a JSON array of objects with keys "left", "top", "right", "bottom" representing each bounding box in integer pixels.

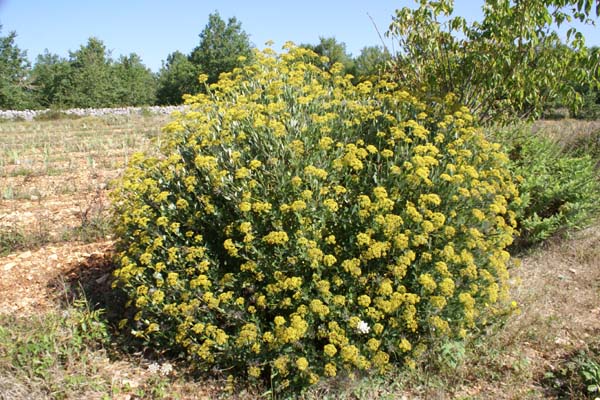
[
  {"left": 324, "top": 344, "right": 337, "bottom": 357},
  {"left": 248, "top": 366, "right": 261, "bottom": 378},
  {"left": 357, "top": 295, "right": 371, "bottom": 307},
  {"left": 323, "top": 198, "right": 339, "bottom": 212},
  {"left": 295, "top": 357, "right": 309, "bottom": 371},
  {"left": 291, "top": 200, "right": 307, "bottom": 212},
  {"left": 418, "top": 273, "right": 437, "bottom": 293},
  {"left": 223, "top": 239, "right": 238, "bottom": 257},
  {"left": 239, "top": 201, "right": 252, "bottom": 212},
  {"left": 324, "top": 363, "right": 337, "bottom": 377},
  {"left": 249, "top": 159, "right": 262, "bottom": 169},
  {"left": 319, "top": 136, "right": 334, "bottom": 149},
  {"left": 262, "top": 231, "right": 289, "bottom": 245},
  {"left": 367, "top": 338, "right": 381, "bottom": 351},
  {"left": 323, "top": 254, "right": 337, "bottom": 266}
]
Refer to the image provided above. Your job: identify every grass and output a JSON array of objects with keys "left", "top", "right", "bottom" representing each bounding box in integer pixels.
[
  {"left": 0, "top": 114, "right": 599, "bottom": 399},
  {"left": 0, "top": 223, "right": 52, "bottom": 257},
  {"left": 0, "top": 299, "right": 110, "bottom": 399}
]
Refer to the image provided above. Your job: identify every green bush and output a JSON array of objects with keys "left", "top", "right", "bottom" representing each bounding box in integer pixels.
[
  {"left": 491, "top": 125, "right": 600, "bottom": 249},
  {"left": 111, "top": 44, "right": 519, "bottom": 393}
]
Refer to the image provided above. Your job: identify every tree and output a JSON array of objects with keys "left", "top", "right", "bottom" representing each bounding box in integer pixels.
[
  {"left": 353, "top": 46, "right": 391, "bottom": 81},
  {"left": 301, "top": 37, "right": 355, "bottom": 74},
  {"left": 30, "top": 50, "right": 71, "bottom": 107},
  {"left": 189, "top": 11, "right": 253, "bottom": 86},
  {"left": 0, "top": 26, "right": 33, "bottom": 109},
  {"left": 387, "top": 0, "right": 600, "bottom": 124},
  {"left": 156, "top": 51, "right": 199, "bottom": 105},
  {"left": 570, "top": 45, "right": 600, "bottom": 119},
  {"left": 66, "top": 37, "right": 116, "bottom": 107},
  {"left": 113, "top": 53, "right": 157, "bottom": 106}
]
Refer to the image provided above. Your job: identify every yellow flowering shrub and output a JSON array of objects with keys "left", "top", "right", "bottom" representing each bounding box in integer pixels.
[{"left": 111, "top": 43, "right": 519, "bottom": 393}]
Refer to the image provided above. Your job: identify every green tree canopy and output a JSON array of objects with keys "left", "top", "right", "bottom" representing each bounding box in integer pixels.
[
  {"left": 0, "top": 25, "right": 33, "bottom": 109},
  {"left": 388, "top": 0, "right": 600, "bottom": 124},
  {"left": 113, "top": 53, "right": 157, "bottom": 106},
  {"left": 66, "top": 37, "right": 116, "bottom": 107},
  {"left": 353, "top": 45, "right": 391, "bottom": 81},
  {"left": 30, "top": 50, "right": 71, "bottom": 107},
  {"left": 301, "top": 36, "right": 355, "bottom": 74},
  {"left": 189, "top": 11, "right": 254, "bottom": 85},
  {"left": 156, "top": 51, "right": 199, "bottom": 105}
]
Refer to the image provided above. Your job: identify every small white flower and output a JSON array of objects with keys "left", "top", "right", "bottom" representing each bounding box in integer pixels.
[
  {"left": 357, "top": 320, "right": 370, "bottom": 334},
  {"left": 160, "top": 362, "right": 173, "bottom": 376},
  {"left": 148, "top": 362, "right": 160, "bottom": 374}
]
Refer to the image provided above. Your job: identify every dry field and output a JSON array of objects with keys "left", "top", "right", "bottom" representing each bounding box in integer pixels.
[{"left": 0, "top": 115, "right": 598, "bottom": 399}]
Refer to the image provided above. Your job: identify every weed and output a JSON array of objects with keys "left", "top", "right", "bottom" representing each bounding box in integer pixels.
[
  {"left": 0, "top": 224, "right": 51, "bottom": 256},
  {"left": 71, "top": 189, "right": 111, "bottom": 242},
  {"left": 0, "top": 298, "right": 110, "bottom": 399},
  {"left": 543, "top": 346, "right": 600, "bottom": 399},
  {"left": 8, "top": 166, "right": 35, "bottom": 178},
  {"left": 34, "top": 110, "right": 84, "bottom": 122}
]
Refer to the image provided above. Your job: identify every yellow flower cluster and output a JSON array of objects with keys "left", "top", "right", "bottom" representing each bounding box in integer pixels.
[{"left": 112, "top": 43, "right": 519, "bottom": 393}]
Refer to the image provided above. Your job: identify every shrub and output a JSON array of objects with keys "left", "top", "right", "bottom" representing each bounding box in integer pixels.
[
  {"left": 34, "top": 109, "right": 83, "bottom": 121},
  {"left": 111, "top": 44, "right": 519, "bottom": 393},
  {"left": 491, "top": 125, "right": 600, "bottom": 249}
]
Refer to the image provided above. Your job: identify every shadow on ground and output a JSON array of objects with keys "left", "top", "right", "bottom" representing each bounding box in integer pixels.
[{"left": 48, "top": 248, "right": 128, "bottom": 325}]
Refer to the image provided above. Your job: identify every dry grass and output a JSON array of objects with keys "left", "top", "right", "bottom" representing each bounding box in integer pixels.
[{"left": 0, "top": 115, "right": 599, "bottom": 399}]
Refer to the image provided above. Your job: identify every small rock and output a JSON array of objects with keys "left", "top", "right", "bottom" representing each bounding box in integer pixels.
[
  {"left": 2, "top": 262, "right": 16, "bottom": 271},
  {"left": 18, "top": 251, "right": 32, "bottom": 259},
  {"left": 555, "top": 337, "right": 570, "bottom": 345},
  {"left": 96, "top": 273, "right": 109, "bottom": 284},
  {"left": 568, "top": 268, "right": 577, "bottom": 274},
  {"left": 48, "top": 254, "right": 59, "bottom": 261}
]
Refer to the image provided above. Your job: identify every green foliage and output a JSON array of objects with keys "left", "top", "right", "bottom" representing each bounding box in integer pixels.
[
  {"left": 0, "top": 224, "right": 51, "bottom": 257},
  {"left": 0, "top": 300, "right": 109, "bottom": 397},
  {"left": 572, "top": 46, "right": 600, "bottom": 120},
  {"left": 156, "top": 51, "right": 199, "bottom": 105},
  {"left": 0, "top": 25, "right": 34, "bottom": 110},
  {"left": 157, "top": 12, "right": 253, "bottom": 105},
  {"left": 30, "top": 51, "right": 72, "bottom": 108},
  {"left": 65, "top": 37, "right": 116, "bottom": 108},
  {"left": 112, "top": 45, "right": 519, "bottom": 393},
  {"left": 491, "top": 125, "right": 600, "bottom": 249},
  {"left": 30, "top": 38, "right": 157, "bottom": 109},
  {"left": 567, "top": 128, "right": 600, "bottom": 161},
  {"left": 388, "top": 0, "right": 600, "bottom": 125},
  {"left": 33, "top": 108, "right": 83, "bottom": 121},
  {"left": 301, "top": 37, "right": 355, "bottom": 75},
  {"left": 113, "top": 53, "right": 157, "bottom": 106},
  {"left": 189, "top": 11, "right": 254, "bottom": 86},
  {"left": 354, "top": 46, "right": 391, "bottom": 82},
  {"left": 543, "top": 345, "right": 600, "bottom": 399}
]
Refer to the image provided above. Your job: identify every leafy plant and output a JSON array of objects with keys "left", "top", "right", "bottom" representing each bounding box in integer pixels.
[
  {"left": 0, "top": 25, "right": 33, "bottom": 110},
  {"left": 0, "top": 299, "right": 109, "bottom": 398},
  {"left": 387, "top": 0, "right": 600, "bottom": 125},
  {"left": 581, "top": 359, "right": 600, "bottom": 395},
  {"left": 543, "top": 347, "right": 600, "bottom": 399},
  {"left": 112, "top": 44, "right": 519, "bottom": 394},
  {"left": 491, "top": 124, "right": 600, "bottom": 249},
  {"left": 189, "top": 11, "right": 254, "bottom": 86}
]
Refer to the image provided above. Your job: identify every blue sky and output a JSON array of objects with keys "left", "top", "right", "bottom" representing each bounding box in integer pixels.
[{"left": 1, "top": 0, "right": 598, "bottom": 72}]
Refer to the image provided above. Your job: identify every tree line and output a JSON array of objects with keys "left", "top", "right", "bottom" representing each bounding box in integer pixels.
[
  {"left": 2, "top": 5, "right": 598, "bottom": 119},
  {"left": 0, "top": 12, "right": 390, "bottom": 110}
]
